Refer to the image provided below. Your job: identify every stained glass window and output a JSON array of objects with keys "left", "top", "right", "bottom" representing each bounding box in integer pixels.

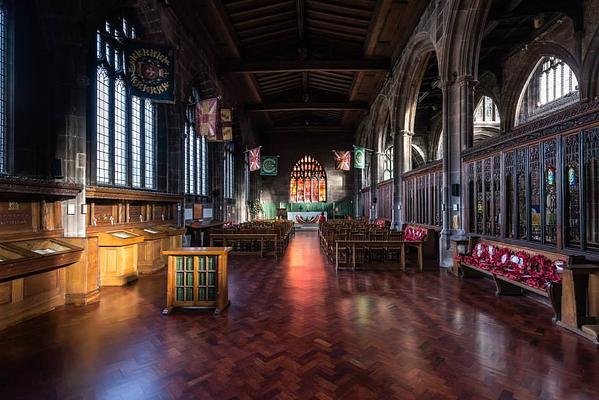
[
  {"left": 289, "top": 155, "right": 326, "bottom": 203},
  {"left": 517, "top": 148, "right": 527, "bottom": 240},
  {"left": 544, "top": 140, "right": 557, "bottom": 243},
  {"left": 530, "top": 145, "right": 541, "bottom": 241},
  {"left": 565, "top": 134, "right": 581, "bottom": 247},
  {"left": 95, "top": 18, "right": 156, "bottom": 188}
]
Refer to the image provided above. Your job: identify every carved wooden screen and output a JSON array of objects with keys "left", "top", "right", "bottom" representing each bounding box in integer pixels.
[
  {"left": 402, "top": 162, "right": 442, "bottom": 228},
  {"left": 530, "top": 144, "right": 541, "bottom": 241},
  {"left": 492, "top": 156, "right": 501, "bottom": 236},
  {"left": 585, "top": 127, "right": 599, "bottom": 249},
  {"left": 516, "top": 148, "right": 528, "bottom": 240},
  {"left": 564, "top": 134, "right": 581, "bottom": 247},
  {"left": 505, "top": 151, "right": 515, "bottom": 238},
  {"left": 543, "top": 139, "right": 557, "bottom": 244},
  {"left": 475, "top": 161, "right": 483, "bottom": 233}
]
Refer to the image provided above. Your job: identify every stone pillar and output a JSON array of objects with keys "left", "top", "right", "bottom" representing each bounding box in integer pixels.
[
  {"left": 439, "top": 76, "right": 476, "bottom": 267},
  {"left": 401, "top": 129, "right": 413, "bottom": 173},
  {"left": 392, "top": 130, "right": 402, "bottom": 229},
  {"left": 354, "top": 163, "right": 361, "bottom": 218},
  {"left": 369, "top": 146, "right": 378, "bottom": 221}
]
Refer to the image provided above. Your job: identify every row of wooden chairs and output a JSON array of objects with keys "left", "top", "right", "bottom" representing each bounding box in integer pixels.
[
  {"left": 319, "top": 221, "right": 433, "bottom": 271},
  {"left": 210, "top": 221, "right": 294, "bottom": 260}
]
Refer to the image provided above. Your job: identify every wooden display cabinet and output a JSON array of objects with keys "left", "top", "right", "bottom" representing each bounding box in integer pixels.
[
  {"left": 131, "top": 227, "right": 168, "bottom": 275},
  {"left": 0, "top": 239, "right": 83, "bottom": 282},
  {"left": 98, "top": 230, "right": 144, "bottom": 286},
  {"left": 162, "top": 247, "right": 231, "bottom": 315},
  {"left": 155, "top": 225, "right": 187, "bottom": 263}
]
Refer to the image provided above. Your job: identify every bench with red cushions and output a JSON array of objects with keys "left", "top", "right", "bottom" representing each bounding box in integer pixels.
[
  {"left": 399, "top": 224, "right": 437, "bottom": 272},
  {"left": 454, "top": 237, "right": 575, "bottom": 321}
]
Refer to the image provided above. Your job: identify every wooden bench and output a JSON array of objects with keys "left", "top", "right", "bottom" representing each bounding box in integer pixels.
[
  {"left": 397, "top": 224, "right": 437, "bottom": 272},
  {"left": 558, "top": 263, "right": 599, "bottom": 344},
  {"left": 209, "top": 233, "right": 279, "bottom": 260},
  {"left": 454, "top": 237, "right": 572, "bottom": 321},
  {"left": 335, "top": 240, "right": 405, "bottom": 271}
]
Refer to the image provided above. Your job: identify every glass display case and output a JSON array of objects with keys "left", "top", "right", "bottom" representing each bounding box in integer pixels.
[
  {"left": 131, "top": 227, "right": 168, "bottom": 274},
  {"left": 0, "top": 239, "right": 83, "bottom": 281},
  {"left": 97, "top": 231, "right": 144, "bottom": 286},
  {"left": 155, "top": 225, "right": 187, "bottom": 262}
]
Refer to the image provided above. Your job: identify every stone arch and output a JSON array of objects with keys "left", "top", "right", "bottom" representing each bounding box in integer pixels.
[
  {"left": 505, "top": 41, "right": 581, "bottom": 130},
  {"left": 581, "top": 25, "right": 599, "bottom": 100},
  {"left": 393, "top": 32, "right": 438, "bottom": 136},
  {"left": 442, "top": 0, "right": 492, "bottom": 82}
]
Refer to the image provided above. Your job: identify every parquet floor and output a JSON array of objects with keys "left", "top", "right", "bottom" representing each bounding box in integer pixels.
[{"left": 1, "top": 231, "right": 599, "bottom": 400}]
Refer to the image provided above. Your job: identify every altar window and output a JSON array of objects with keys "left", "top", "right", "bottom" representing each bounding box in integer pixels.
[
  {"left": 94, "top": 18, "right": 156, "bottom": 188},
  {"left": 0, "top": 7, "right": 7, "bottom": 173},
  {"left": 289, "top": 155, "right": 326, "bottom": 202}
]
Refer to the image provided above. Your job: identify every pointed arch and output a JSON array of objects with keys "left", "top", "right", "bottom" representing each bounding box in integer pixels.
[
  {"left": 289, "top": 155, "right": 327, "bottom": 203},
  {"left": 503, "top": 41, "right": 580, "bottom": 130},
  {"left": 514, "top": 55, "right": 580, "bottom": 126}
]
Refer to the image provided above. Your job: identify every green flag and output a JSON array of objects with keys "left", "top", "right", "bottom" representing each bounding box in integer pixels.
[
  {"left": 260, "top": 156, "right": 278, "bottom": 176},
  {"left": 354, "top": 146, "right": 365, "bottom": 169}
]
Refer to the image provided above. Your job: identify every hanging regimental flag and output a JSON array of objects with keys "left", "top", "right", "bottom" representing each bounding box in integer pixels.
[
  {"left": 249, "top": 147, "right": 261, "bottom": 172},
  {"left": 354, "top": 146, "right": 366, "bottom": 169},
  {"left": 196, "top": 98, "right": 219, "bottom": 139},
  {"left": 125, "top": 40, "right": 175, "bottom": 103},
  {"left": 333, "top": 150, "right": 351, "bottom": 171},
  {"left": 220, "top": 108, "right": 233, "bottom": 142},
  {"left": 260, "top": 156, "right": 278, "bottom": 176}
]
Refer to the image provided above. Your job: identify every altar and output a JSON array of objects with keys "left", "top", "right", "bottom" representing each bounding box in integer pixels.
[{"left": 288, "top": 211, "right": 326, "bottom": 224}]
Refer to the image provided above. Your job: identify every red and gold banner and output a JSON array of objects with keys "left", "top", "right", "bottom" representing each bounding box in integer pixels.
[
  {"left": 196, "top": 98, "right": 219, "bottom": 139},
  {"left": 216, "top": 108, "right": 233, "bottom": 142},
  {"left": 333, "top": 150, "right": 351, "bottom": 171},
  {"left": 249, "top": 147, "right": 261, "bottom": 172}
]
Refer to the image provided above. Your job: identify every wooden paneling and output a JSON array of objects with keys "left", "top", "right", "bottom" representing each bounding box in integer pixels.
[{"left": 0, "top": 268, "right": 66, "bottom": 331}]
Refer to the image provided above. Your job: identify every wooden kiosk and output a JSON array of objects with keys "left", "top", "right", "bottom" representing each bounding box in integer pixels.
[
  {"left": 131, "top": 227, "right": 168, "bottom": 274},
  {"left": 98, "top": 230, "right": 144, "bottom": 286},
  {"left": 162, "top": 247, "right": 232, "bottom": 315}
]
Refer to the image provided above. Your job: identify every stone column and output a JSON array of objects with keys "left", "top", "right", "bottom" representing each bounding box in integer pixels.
[
  {"left": 369, "top": 146, "right": 378, "bottom": 221},
  {"left": 392, "top": 130, "right": 402, "bottom": 229},
  {"left": 439, "top": 76, "right": 476, "bottom": 267}
]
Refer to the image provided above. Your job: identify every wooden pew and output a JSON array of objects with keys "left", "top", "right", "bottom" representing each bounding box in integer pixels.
[
  {"left": 454, "top": 237, "right": 571, "bottom": 322},
  {"left": 397, "top": 224, "right": 437, "bottom": 272},
  {"left": 210, "top": 233, "right": 279, "bottom": 260},
  {"left": 335, "top": 240, "right": 405, "bottom": 271}
]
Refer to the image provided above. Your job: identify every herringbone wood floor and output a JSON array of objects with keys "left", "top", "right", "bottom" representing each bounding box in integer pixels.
[{"left": 1, "top": 231, "right": 598, "bottom": 399}]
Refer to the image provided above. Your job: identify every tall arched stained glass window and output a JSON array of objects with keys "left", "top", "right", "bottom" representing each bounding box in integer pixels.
[
  {"left": 516, "top": 56, "right": 579, "bottom": 125},
  {"left": 289, "top": 155, "right": 326, "bottom": 203},
  {"left": 95, "top": 18, "right": 156, "bottom": 188}
]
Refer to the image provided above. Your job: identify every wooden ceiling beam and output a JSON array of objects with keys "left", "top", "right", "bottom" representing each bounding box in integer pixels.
[
  {"left": 222, "top": 59, "right": 390, "bottom": 74},
  {"left": 246, "top": 102, "right": 368, "bottom": 112},
  {"left": 266, "top": 125, "right": 355, "bottom": 134}
]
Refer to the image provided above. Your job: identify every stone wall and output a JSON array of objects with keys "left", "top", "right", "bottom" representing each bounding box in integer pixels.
[{"left": 258, "top": 131, "right": 355, "bottom": 209}]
